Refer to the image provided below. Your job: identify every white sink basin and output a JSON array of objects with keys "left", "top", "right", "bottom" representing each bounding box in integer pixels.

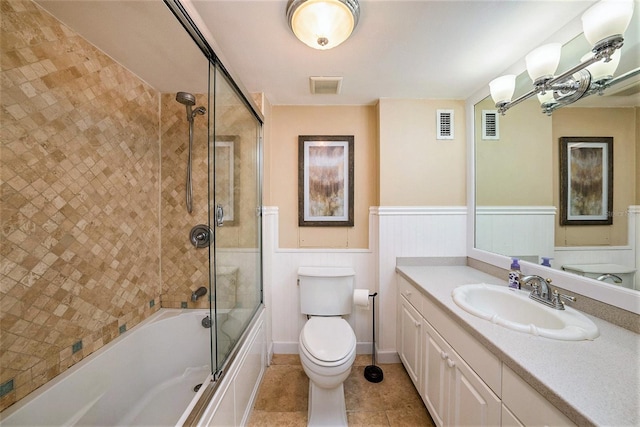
[{"left": 451, "top": 284, "right": 599, "bottom": 341}]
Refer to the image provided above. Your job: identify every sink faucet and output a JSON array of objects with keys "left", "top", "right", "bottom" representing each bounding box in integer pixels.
[{"left": 521, "top": 275, "right": 576, "bottom": 310}]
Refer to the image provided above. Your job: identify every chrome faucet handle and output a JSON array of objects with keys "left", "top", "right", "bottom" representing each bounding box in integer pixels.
[{"left": 551, "top": 289, "right": 576, "bottom": 310}]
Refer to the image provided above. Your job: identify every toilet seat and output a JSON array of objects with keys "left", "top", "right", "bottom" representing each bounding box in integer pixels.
[{"left": 300, "top": 317, "right": 356, "bottom": 366}]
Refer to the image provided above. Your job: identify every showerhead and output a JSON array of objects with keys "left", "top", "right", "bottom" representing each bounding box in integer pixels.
[
  {"left": 176, "top": 91, "right": 205, "bottom": 123},
  {"left": 176, "top": 91, "right": 196, "bottom": 106}
]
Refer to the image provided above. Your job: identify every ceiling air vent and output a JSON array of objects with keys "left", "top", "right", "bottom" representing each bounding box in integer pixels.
[
  {"left": 309, "top": 77, "right": 343, "bottom": 95},
  {"left": 436, "top": 109, "right": 454, "bottom": 140},
  {"left": 482, "top": 110, "right": 499, "bottom": 140}
]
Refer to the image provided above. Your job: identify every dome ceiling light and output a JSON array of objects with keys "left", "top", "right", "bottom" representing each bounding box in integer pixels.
[{"left": 286, "top": 0, "right": 360, "bottom": 50}]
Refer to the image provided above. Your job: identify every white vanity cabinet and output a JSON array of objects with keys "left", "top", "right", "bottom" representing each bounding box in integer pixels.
[
  {"left": 501, "top": 365, "right": 576, "bottom": 427},
  {"left": 397, "top": 275, "right": 500, "bottom": 427},
  {"left": 398, "top": 292, "right": 422, "bottom": 386},
  {"left": 422, "top": 319, "right": 501, "bottom": 426}
]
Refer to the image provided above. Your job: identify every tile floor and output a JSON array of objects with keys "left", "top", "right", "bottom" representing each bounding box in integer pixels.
[{"left": 248, "top": 354, "right": 435, "bottom": 426}]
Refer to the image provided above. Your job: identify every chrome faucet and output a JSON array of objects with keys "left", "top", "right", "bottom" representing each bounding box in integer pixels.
[
  {"left": 521, "top": 275, "right": 576, "bottom": 310},
  {"left": 191, "top": 286, "right": 208, "bottom": 302}
]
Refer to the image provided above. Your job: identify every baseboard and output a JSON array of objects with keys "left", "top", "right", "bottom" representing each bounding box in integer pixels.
[{"left": 377, "top": 350, "right": 400, "bottom": 364}]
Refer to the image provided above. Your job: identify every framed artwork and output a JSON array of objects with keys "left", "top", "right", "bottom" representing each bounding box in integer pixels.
[
  {"left": 298, "top": 135, "right": 354, "bottom": 227},
  {"left": 215, "top": 136, "right": 238, "bottom": 225},
  {"left": 559, "top": 136, "right": 613, "bottom": 225}
]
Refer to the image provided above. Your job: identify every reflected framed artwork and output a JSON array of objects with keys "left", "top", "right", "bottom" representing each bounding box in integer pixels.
[
  {"left": 298, "top": 135, "right": 354, "bottom": 227},
  {"left": 215, "top": 136, "right": 238, "bottom": 225},
  {"left": 559, "top": 136, "right": 613, "bottom": 226}
]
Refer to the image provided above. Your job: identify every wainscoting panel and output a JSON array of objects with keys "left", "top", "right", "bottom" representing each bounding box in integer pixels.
[
  {"left": 263, "top": 206, "right": 468, "bottom": 360},
  {"left": 475, "top": 206, "right": 556, "bottom": 263},
  {"left": 553, "top": 206, "right": 639, "bottom": 290},
  {"left": 375, "top": 207, "right": 467, "bottom": 360}
]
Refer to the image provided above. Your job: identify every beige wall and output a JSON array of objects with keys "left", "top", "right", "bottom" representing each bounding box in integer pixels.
[
  {"left": 475, "top": 96, "right": 553, "bottom": 206},
  {"left": 553, "top": 107, "right": 638, "bottom": 246},
  {"left": 268, "top": 105, "right": 378, "bottom": 249},
  {"left": 378, "top": 99, "right": 466, "bottom": 206},
  {"left": 0, "top": 0, "right": 160, "bottom": 410}
]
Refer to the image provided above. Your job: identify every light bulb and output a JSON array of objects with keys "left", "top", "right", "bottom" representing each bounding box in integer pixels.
[
  {"left": 581, "top": 49, "right": 621, "bottom": 82},
  {"left": 582, "top": 0, "right": 634, "bottom": 47},
  {"left": 489, "top": 75, "right": 516, "bottom": 105},
  {"left": 526, "top": 43, "right": 562, "bottom": 83}
]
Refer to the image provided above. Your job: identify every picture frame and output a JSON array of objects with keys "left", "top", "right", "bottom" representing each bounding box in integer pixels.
[
  {"left": 298, "top": 135, "right": 354, "bottom": 227},
  {"left": 559, "top": 136, "right": 613, "bottom": 226},
  {"left": 215, "top": 136, "right": 238, "bottom": 226}
]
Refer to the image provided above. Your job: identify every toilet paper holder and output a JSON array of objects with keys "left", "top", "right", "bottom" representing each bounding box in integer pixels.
[{"left": 364, "top": 292, "right": 383, "bottom": 383}]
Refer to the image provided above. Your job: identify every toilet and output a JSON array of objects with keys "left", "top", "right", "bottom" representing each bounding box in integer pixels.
[
  {"left": 562, "top": 263, "right": 637, "bottom": 290},
  {"left": 298, "top": 267, "right": 357, "bottom": 426}
]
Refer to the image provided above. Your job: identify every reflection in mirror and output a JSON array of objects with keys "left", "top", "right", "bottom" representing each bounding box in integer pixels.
[{"left": 475, "top": 26, "right": 639, "bottom": 293}]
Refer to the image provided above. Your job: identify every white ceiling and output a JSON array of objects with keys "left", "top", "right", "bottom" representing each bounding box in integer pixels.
[{"left": 36, "top": 0, "right": 639, "bottom": 106}]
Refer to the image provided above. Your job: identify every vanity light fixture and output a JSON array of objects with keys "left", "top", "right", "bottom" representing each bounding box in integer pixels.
[
  {"left": 286, "top": 0, "right": 360, "bottom": 50},
  {"left": 490, "top": 0, "right": 637, "bottom": 115}
]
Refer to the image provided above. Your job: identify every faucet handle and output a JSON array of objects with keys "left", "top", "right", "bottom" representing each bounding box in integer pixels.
[{"left": 551, "top": 289, "right": 576, "bottom": 309}]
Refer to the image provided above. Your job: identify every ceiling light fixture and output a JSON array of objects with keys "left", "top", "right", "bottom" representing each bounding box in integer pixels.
[
  {"left": 490, "top": 0, "right": 637, "bottom": 115},
  {"left": 286, "top": 0, "right": 360, "bottom": 50}
]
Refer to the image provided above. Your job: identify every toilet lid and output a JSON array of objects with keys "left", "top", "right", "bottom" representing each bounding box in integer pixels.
[{"left": 300, "top": 317, "right": 356, "bottom": 362}]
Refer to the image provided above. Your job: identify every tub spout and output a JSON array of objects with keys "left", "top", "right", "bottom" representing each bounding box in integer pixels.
[{"left": 191, "top": 286, "right": 207, "bottom": 302}]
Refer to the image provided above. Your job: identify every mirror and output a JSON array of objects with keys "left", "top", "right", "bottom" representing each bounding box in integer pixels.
[{"left": 474, "top": 19, "right": 640, "bottom": 295}]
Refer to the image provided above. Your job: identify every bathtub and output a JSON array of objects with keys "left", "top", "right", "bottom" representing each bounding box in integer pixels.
[{"left": 1, "top": 309, "right": 215, "bottom": 426}]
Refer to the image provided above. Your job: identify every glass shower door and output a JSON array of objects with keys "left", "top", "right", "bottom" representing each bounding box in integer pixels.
[{"left": 208, "top": 62, "right": 262, "bottom": 374}]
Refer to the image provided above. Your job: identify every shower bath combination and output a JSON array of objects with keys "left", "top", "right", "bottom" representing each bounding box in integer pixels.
[{"left": 176, "top": 92, "right": 206, "bottom": 213}]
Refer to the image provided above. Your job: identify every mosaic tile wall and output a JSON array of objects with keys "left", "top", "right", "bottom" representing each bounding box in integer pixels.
[
  {"left": 160, "top": 92, "right": 211, "bottom": 309},
  {"left": 0, "top": 0, "right": 161, "bottom": 411},
  {"left": 160, "top": 86, "right": 262, "bottom": 313}
]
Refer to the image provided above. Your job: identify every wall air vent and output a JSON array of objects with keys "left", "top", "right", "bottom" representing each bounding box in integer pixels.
[
  {"left": 436, "top": 109, "right": 454, "bottom": 140},
  {"left": 482, "top": 110, "right": 499, "bottom": 140},
  {"left": 309, "top": 77, "right": 343, "bottom": 95}
]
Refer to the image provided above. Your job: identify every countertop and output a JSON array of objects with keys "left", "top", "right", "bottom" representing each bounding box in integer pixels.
[{"left": 396, "top": 265, "right": 640, "bottom": 427}]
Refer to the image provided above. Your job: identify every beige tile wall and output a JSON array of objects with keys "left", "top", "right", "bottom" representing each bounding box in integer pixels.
[
  {"left": 0, "top": 0, "right": 161, "bottom": 411},
  {"left": 160, "top": 92, "right": 211, "bottom": 309}
]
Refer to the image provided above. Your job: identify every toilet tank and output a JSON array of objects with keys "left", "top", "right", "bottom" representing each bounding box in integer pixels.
[{"left": 298, "top": 267, "right": 355, "bottom": 316}]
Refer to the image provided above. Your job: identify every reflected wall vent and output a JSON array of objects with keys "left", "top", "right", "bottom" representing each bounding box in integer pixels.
[
  {"left": 436, "top": 109, "right": 454, "bottom": 140},
  {"left": 482, "top": 110, "right": 499, "bottom": 140},
  {"left": 309, "top": 76, "right": 343, "bottom": 94}
]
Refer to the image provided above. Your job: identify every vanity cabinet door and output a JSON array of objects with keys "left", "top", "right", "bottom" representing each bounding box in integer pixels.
[
  {"left": 447, "top": 350, "right": 501, "bottom": 427},
  {"left": 421, "top": 321, "right": 448, "bottom": 427},
  {"left": 422, "top": 319, "right": 500, "bottom": 427},
  {"left": 399, "top": 296, "right": 422, "bottom": 388}
]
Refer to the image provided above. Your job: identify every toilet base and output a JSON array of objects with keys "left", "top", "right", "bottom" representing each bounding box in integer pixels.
[{"left": 307, "top": 381, "right": 347, "bottom": 426}]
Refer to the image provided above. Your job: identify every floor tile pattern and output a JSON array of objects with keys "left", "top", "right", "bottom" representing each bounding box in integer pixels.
[{"left": 248, "top": 354, "right": 435, "bottom": 426}]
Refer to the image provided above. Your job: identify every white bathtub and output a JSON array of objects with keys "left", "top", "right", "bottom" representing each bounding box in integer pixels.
[{"left": 0, "top": 309, "right": 214, "bottom": 426}]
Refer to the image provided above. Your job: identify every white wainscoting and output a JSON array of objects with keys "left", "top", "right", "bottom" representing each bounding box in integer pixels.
[
  {"left": 375, "top": 207, "right": 467, "bottom": 362},
  {"left": 262, "top": 206, "right": 468, "bottom": 363},
  {"left": 475, "top": 206, "right": 556, "bottom": 263},
  {"left": 553, "top": 206, "right": 639, "bottom": 290}
]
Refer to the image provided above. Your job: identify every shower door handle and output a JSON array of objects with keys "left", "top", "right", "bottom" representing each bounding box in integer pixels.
[{"left": 215, "top": 204, "right": 224, "bottom": 227}]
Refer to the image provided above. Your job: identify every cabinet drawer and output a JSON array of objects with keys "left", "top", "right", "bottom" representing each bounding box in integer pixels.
[
  {"left": 398, "top": 275, "right": 424, "bottom": 313},
  {"left": 502, "top": 365, "right": 575, "bottom": 427}
]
